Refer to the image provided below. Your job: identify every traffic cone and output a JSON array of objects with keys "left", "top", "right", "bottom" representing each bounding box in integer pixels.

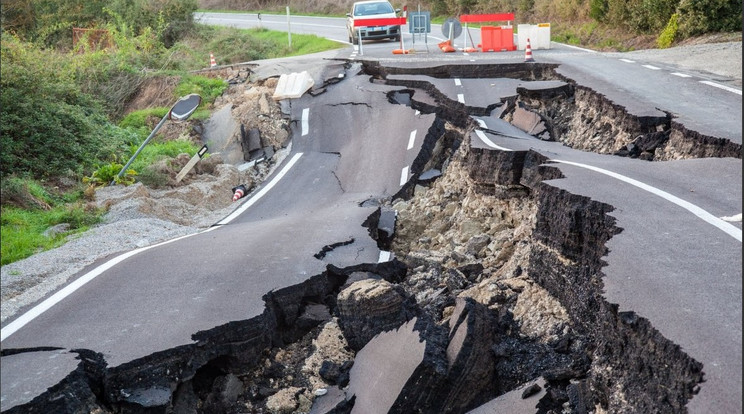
[
  {"left": 438, "top": 40, "right": 455, "bottom": 53},
  {"left": 209, "top": 52, "right": 217, "bottom": 67},
  {"left": 524, "top": 38, "right": 534, "bottom": 62},
  {"left": 232, "top": 184, "right": 247, "bottom": 201}
]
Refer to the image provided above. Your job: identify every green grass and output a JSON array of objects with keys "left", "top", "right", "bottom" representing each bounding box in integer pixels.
[{"left": 1, "top": 203, "right": 103, "bottom": 266}]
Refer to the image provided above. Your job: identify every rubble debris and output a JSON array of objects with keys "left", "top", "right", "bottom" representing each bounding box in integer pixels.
[{"left": 336, "top": 279, "right": 417, "bottom": 352}]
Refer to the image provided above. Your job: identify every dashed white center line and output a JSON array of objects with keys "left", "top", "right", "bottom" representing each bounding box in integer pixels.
[
  {"left": 407, "top": 130, "right": 417, "bottom": 150},
  {"left": 457, "top": 94, "right": 465, "bottom": 103},
  {"left": 301, "top": 108, "right": 309, "bottom": 136},
  {"left": 642, "top": 64, "right": 661, "bottom": 70},
  {"left": 455, "top": 78, "right": 462, "bottom": 86},
  {"left": 619, "top": 58, "right": 635, "bottom": 63},
  {"left": 671, "top": 72, "right": 692, "bottom": 78},
  {"left": 400, "top": 166, "right": 409, "bottom": 186},
  {"left": 699, "top": 80, "right": 742, "bottom": 95}
]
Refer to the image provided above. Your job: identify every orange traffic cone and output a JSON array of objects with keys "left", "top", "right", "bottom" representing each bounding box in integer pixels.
[
  {"left": 524, "top": 38, "right": 534, "bottom": 62},
  {"left": 232, "top": 184, "right": 246, "bottom": 201},
  {"left": 438, "top": 40, "right": 455, "bottom": 53},
  {"left": 209, "top": 52, "right": 217, "bottom": 67}
]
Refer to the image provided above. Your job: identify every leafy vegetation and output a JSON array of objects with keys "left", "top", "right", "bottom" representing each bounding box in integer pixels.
[
  {"left": 1, "top": 176, "right": 104, "bottom": 265},
  {"left": 0, "top": 0, "right": 344, "bottom": 266}
]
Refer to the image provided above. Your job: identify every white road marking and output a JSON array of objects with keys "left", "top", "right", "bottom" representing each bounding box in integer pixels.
[
  {"left": 301, "top": 107, "right": 309, "bottom": 136},
  {"left": 477, "top": 119, "right": 487, "bottom": 128},
  {"left": 552, "top": 160, "right": 743, "bottom": 242},
  {"left": 1, "top": 234, "right": 199, "bottom": 342},
  {"left": 415, "top": 110, "right": 421, "bottom": 116},
  {"left": 378, "top": 251, "right": 392, "bottom": 262},
  {"left": 559, "top": 43, "right": 597, "bottom": 53},
  {"left": 642, "top": 64, "right": 661, "bottom": 70},
  {"left": 699, "top": 81, "right": 742, "bottom": 95},
  {"left": 671, "top": 72, "right": 692, "bottom": 78},
  {"left": 455, "top": 78, "right": 462, "bottom": 86},
  {"left": 619, "top": 58, "right": 635, "bottom": 63},
  {"left": 475, "top": 130, "right": 512, "bottom": 151},
  {"left": 407, "top": 130, "right": 417, "bottom": 150},
  {"left": 457, "top": 94, "right": 465, "bottom": 103},
  {"left": 721, "top": 213, "right": 742, "bottom": 222},
  {"left": 400, "top": 166, "right": 409, "bottom": 186}
]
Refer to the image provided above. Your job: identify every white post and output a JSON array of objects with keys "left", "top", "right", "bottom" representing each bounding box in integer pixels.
[
  {"left": 286, "top": 7, "right": 292, "bottom": 48},
  {"left": 358, "top": 27, "right": 363, "bottom": 55}
]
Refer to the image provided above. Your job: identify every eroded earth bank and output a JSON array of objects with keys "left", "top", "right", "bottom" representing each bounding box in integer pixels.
[{"left": 2, "top": 58, "right": 740, "bottom": 414}]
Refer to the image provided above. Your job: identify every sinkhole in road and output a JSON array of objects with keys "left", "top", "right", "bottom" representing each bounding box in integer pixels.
[{"left": 6, "top": 61, "right": 735, "bottom": 414}]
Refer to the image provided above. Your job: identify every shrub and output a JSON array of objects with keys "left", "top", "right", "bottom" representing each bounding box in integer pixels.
[
  {"left": 657, "top": 13, "right": 679, "bottom": 48},
  {"left": 676, "top": 0, "right": 742, "bottom": 38}
]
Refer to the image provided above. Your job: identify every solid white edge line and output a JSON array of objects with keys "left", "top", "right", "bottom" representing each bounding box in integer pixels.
[
  {"left": 400, "top": 166, "right": 409, "bottom": 186},
  {"left": 557, "top": 42, "right": 597, "bottom": 53},
  {"left": 457, "top": 94, "right": 465, "bottom": 104},
  {"left": 551, "top": 159, "right": 743, "bottom": 242},
  {"left": 475, "top": 130, "right": 513, "bottom": 151},
  {"left": 301, "top": 108, "right": 310, "bottom": 136},
  {"left": 699, "top": 80, "right": 742, "bottom": 95},
  {"left": 217, "top": 152, "right": 304, "bottom": 226},
  {"left": 1, "top": 231, "right": 199, "bottom": 342},
  {"left": 407, "top": 130, "right": 417, "bottom": 150},
  {"left": 476, "top": 119, "right": 487, "bottom": 129},
  {"left": 642, "top": 64, "right": 661, "bottom": 70},
  {"left": 2, "top": 153, "right": 306, "bottom": 342}
]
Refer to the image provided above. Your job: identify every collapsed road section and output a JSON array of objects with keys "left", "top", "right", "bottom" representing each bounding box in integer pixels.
[{"left": 1, "top": 60, "right": 739, "bottom": 414}]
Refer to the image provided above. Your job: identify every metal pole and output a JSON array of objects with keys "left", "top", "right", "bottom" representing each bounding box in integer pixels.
[
  {"left": 111, "top": 112, "right": 168, "bottom": 185},
  {"left": 358, "top": 28, "right": 363, "bottom": 55},
  {"left": 286, "top": 7, "right": 292, "bottom": 49}
]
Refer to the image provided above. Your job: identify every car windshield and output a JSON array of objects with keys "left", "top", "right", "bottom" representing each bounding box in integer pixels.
[{"left": 354, "top": 2, "right": 395, "bottom": 16}]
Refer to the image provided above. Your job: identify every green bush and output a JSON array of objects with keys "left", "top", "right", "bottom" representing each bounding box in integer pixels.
[
  {"left": 84, "top": 162, "right": 137, "bottom": 186},
  {"left": 657, "top": 13, "right": 679, "bottom": 48},
  {"left": 676, "top": 0, "right": 742, "bottom": 38}
]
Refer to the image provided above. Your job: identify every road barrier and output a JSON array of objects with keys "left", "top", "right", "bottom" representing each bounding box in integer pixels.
[
  {"left": 459, "top": 13, "right": 515, "bottom": 52},
  {"left": 517, "top": 23, "right": 551, "bottom": 50},
  {"left": 353, "top": 16, "right": 408, "bottom": 55}
]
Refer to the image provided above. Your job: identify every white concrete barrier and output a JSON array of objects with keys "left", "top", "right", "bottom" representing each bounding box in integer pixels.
[
  {"left": 517, "top": 23, "right": 551, "bottom": 50},
  {"left": 272, "top": 71, "right": 314, "bottom": 100}
]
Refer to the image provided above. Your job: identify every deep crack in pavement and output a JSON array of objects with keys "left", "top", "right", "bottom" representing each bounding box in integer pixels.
[{"left": 1, "top": 58, "right": 739, "bottom": 414}]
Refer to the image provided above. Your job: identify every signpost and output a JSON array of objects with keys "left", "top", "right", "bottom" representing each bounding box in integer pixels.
[
  {"left": 175, "top": 145, "right": 209, "bottom": 183},
  {"left": 111, "top": 94, "right": 202, "bottom": 185}
]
